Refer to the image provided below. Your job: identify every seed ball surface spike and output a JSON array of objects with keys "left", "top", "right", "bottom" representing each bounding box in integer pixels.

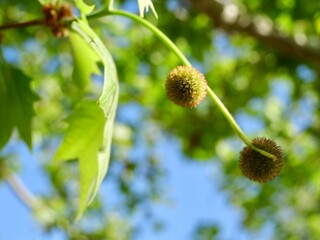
[
  {"left": 239, "top": 137, "right": 284, "bottom": 183},
  {"left": 165, "top": 66, "right": 207, "bottom": 108}
]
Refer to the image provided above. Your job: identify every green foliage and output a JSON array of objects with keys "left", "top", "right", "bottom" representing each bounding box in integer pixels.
[
  {"left": 69, "top": 32, "right": 100, "bottom": 90},
  {"left": 53, "top": 100, "right": 106, "bottom": 219},
  {"left": 1, "top": 0, "right": 320, "bottom": 239},
  {"left": 193, "top": 223, "right": 219, "bottom": 240},
  {"left": 72, "top": 18, "right": 119, "bottom": 214},
  {"left": 53, "top": 17, "right": 119, "bottom": 218},
  {"left": 74, "top": 0, "right": 95, "bottom": 16},
  {"left": 0, "top": 61, "right": 38, "bottom": 149}
]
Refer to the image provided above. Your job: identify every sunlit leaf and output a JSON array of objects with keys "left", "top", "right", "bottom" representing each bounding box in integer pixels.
[
  {"left": 73, "top": 21, "right": 119, "bottom": 207},
  {"left": 53, "top": 100, "right": 105, "bottom": 218},
  {"left": 69, "top": 32, "right": 100, "bottom": 90},
  {"left": 53, "top": 20, "right": 119, "bottom": 219},
  {"left": 0, "top": 61, "right": 39, "bottom": 150}
]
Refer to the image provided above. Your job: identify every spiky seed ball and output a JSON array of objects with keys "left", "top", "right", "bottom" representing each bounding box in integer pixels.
[
  {"left": 41, "top": 3, "right": 73, "bottom": 38},
  {"left": 165, "top": 66, "right": 207, "bottom": 108},
  {"left": 239, "top": 137, "right": 284, "bottom": 183}
]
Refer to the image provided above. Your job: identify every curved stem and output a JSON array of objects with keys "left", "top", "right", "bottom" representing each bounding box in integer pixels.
[
  {"left": 88, "top": 8, "right": 277, "bottom": 160},
  {"left": 88, "top": 8, "right": 190, "bottom": 66},
  {"left": 207, "top": 88, "right": 251, "bottom": 147},
  {"left": 207, "top": 88, "right": 276, "bottom": 160}
]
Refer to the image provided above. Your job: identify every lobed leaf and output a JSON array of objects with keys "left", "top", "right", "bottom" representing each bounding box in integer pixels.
[
  {"left": 54, "top": 20, "right": 119, "bottom": 219},
  {"left": 69, "top": 32, "right": 100, "bottom": 90},
  {"left": 0, "top": 62, "right": 39, "bottom": 150},
  {"left": 53, "top": 101, "right": 106, "bottom": 218}
]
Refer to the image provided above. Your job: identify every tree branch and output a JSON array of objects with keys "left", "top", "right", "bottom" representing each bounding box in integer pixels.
[
  {"left": 5, "top": 172, "right": 39, "bottom": 209},
  {"left": 0, "top": 19, "right": 44, "bottom": 31},
  {"left": 189, "top": 0, "right": 320, "bottom": 66}
]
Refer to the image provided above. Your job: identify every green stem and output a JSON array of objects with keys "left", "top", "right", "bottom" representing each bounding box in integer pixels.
[
  {"left": 88, "top": 8, "right": 190, "bottom": 66},
  {"left": 87, "top": 8, "right": 277, "bottom": 160},
  {"left": 207, "top": 88, "right": 276, "bottom": 160},
  {"left": 207, "top": 88, "right": 251, "bottom": 147},
  {"left": 104, "top": 0, "right": 114, "bottom": 9}
]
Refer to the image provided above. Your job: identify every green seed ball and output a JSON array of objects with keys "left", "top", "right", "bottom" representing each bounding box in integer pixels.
[
  {"left": 239, "top": 137, "right": 284, "bottom": 183},
  {"left": 165, "top": 66, "right": 207, "bottom": 108}
]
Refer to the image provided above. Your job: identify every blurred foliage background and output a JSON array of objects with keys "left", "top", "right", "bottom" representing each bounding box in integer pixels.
[{"left": 0, "top": 0, "right": 320, "bottom": 239}]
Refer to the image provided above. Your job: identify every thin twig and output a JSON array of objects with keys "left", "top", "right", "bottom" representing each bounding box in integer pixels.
[{"left": 0, "top": 19, "right": 44, "bottom": 31}]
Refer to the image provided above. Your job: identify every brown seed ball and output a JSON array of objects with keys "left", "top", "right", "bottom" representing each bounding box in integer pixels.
[
  {"left": 42, "top": 4, "right": 58, "bottom": 26},
  {"left": 58, "top": 4, "right": 73, "bottom": 21},
  {"left": 41, "top": 3, "right": 73, "bottom": 38},
  {"left": 165, "top": 66, "right": 207, "bottom": 108},
  {"left": 239, "top": 137, "right": 284, "bottom": 183}
]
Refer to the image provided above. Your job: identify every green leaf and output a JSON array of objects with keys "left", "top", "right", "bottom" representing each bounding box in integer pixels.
[
  {"left": 0, "top": 62, "right": 39, "bottom": 150},
  {"left": 54, "top": 20, "right": 119, "bottom": 219},
  {"left": 69, "top": 32, "right": 100, "bottom": 90},
  {"left": 72, "top": 21, "right": 119, "bottom": 206},
  {"left": 53, "top": 100, "right": 106, "bottom": 218},
  {"left": 74, "top": 0, "right": 95, "bottom": 16}
]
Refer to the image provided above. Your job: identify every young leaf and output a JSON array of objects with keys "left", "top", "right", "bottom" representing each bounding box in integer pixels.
[
  {"left": 73, "top": 22, "right": 119, "bottom": 208},
  {"left": 54, "top": 20, "right": 119, "bottom": 219},
  {"left": 53, "top": 100, "right": 106, "bottom": 218},
  {"left": 69, "top": 32, "right": 100, "bottom": 90},
  {"left": 0, "top": 62, "right": 39, "bottom": 150}
]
